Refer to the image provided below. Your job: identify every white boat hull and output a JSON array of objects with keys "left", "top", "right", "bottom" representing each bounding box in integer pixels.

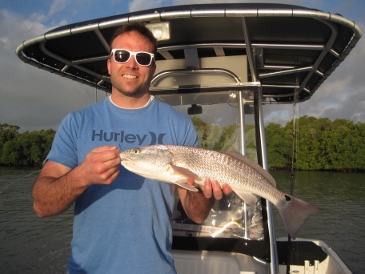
[{"left": 173, "top": 238, "right": 352, "bottom": 274}]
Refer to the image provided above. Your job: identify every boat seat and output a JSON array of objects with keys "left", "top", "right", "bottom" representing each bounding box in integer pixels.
[{"left": 172, "top": 250, "right": 257, "bottom": 274}]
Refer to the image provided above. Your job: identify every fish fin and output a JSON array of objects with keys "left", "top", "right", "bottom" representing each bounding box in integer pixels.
[
  {"left": 278, "top": 195, "right": 319, "bottom": 239},
  {"left": 170, "top": 165, "right": 202, "bottom": 181},
  {"left": 168, "top": 164, "right": 202, "bottom": 191},
  {"left": 174, "top": 181, "right": 199, "bottom": 192},
  {"left": 223, "top": 151, "right": 276, "bottom": 187},
  {"left": 232, "top": 189, "right": 258, "bottom": 208}
]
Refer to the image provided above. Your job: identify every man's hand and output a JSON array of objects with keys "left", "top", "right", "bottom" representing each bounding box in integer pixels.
[
  {"left": 77, "top": 146, "right": 121, "bottom": 187},
  {"left": 187, "top": 178, "right": 232, "bottom": 200},
  {"left": 201, "top": 179, "right": 232, "bottom": 200},
  {"left": 179, "top": 178, "right": 233, "bottom": 224}
]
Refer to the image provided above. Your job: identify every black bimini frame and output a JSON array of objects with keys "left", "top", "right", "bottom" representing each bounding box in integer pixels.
[{"left": 16, "top": 3, "right": 361, "bottom": 104}]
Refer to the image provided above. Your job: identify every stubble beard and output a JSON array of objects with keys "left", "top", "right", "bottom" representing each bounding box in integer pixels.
[{"left": 111, "top": 76, "right": 149, "bottom": 98}]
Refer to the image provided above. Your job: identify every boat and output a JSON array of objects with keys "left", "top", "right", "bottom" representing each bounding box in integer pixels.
[{"left": 16, "top": 3, "right": 361, "bottom": 273}]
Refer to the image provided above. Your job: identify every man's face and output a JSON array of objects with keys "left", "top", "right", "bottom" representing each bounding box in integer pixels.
[{"left": 107, "top": 31, "right": 156, "bottom": 98}]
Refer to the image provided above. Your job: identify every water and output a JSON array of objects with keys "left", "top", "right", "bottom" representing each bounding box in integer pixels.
[
  {"left": 0, "top": 168, "right": 364, "bottom": 273},
  {"left": 272, "top": 170, "right": 365, "bottom": 274},
  {"left": 0, "top": 167, "right": 73, "bottom": 273}
]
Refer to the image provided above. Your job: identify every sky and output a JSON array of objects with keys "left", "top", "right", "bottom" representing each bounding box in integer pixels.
[{"left": 1, "top": 0, "right": 365, "bottom": 131}]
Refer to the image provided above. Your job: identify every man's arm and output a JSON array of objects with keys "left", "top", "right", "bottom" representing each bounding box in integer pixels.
[
  {"left": 32, "top": 146, "right": 121, "bottom": 217},
  {"left": 178, "top": 180, "right": 232, "bottom": 224}
]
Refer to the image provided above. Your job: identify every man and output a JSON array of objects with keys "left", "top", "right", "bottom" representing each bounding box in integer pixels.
[{"left": 32, "top": 23, "right": 231, "bottom": 273}]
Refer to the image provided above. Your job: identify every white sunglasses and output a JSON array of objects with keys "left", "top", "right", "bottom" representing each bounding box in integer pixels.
[{"left": 110, "top": 49, "right": 155, "bottom": 66}]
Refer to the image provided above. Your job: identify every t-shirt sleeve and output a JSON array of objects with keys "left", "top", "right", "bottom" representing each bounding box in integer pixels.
[{"left": 45, "top": 112, "right": 79, "bottom": 168}]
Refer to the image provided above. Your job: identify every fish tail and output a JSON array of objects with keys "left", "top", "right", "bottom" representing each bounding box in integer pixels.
[{"left": 278, "top": 195, "right": 319, "bottom": 239}]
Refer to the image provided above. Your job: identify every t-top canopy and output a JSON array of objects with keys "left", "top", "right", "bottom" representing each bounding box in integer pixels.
[{"left": 16, "top": 3, "right": 361, "bottom": 104}]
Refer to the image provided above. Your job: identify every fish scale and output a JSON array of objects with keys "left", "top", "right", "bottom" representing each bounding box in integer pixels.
[
  {"left": 171, "top": 146, "right": 273, "bottom": 191},
  {"left": 119, "top": 144, "right": 319, "bottom": 239}
]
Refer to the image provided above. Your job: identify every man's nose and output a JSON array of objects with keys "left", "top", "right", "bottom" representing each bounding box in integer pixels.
[{"left": 126, "top": 55, "right": 138, "bottom": 68}]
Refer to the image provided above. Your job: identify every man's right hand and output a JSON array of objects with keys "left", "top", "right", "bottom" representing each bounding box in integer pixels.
[{"left": 77, "top": 146, "right": 121, "bottom": 187}]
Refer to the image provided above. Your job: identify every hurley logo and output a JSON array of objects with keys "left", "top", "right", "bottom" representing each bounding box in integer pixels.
[{"left": 91, "top": 130, "right": 166, "bottom": 145}]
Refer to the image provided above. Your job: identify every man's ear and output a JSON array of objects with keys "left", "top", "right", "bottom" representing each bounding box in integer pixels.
[
  {"left": 150, "top": 62, "right": 156, "bottom": 77},
  {"left": 107, "top": 59, "right": 111, "bottom": 75}
]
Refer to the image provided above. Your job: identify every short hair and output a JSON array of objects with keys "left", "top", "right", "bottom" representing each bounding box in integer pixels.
[{"left": 109, "top": 22, "right": 157, "bottom": 54}]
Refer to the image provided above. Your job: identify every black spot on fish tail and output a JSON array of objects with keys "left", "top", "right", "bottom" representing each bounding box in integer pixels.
[{"left": 279, "top": 195, "right": 319, "bottom": 239}]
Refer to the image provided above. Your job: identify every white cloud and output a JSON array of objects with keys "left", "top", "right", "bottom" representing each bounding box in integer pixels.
[
  {"left": 48, "top": 0, "right": 71, "bottom": 18},
  {"left": 12, "top": 0, "right": 71, "bottom": 26},
  {"left": 0, "top": 10, "right": 46, "bottom": 47},
  {"left": 129, "top": 0, "right": 166, "bottom": 12},
  {"left": 0, "top": 9, "right": 106, "bottom": 131},
  {"left": 264, "top": 105, "right": 294, "bottom": 125}
]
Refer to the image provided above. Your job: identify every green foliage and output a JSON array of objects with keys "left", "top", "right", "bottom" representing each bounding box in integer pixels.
[
  {"left": 191, "top": 117, "right": 256, "bottom": 161},
  {"left": 0, "top": 123, "right": 55, "bottom": 166},
  {"left": 191, "top": 117, "right": 240, "bottom": 151},
  {"left": 266, "top": 123, "right": 291, "bottom": 169},
  {"left": 273, "top": 116, "right": 365, "bottom": 171},
  {"left": 2, "top": 116, "right": 365, "bottom": 171},
  {"left": 192, "top": 116, "right": 365, "bottom": 171}
]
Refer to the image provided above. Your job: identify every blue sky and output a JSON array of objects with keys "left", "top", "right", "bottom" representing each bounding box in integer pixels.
[{"left": 1, "top": 0, "right": 365, "bottom": 131}]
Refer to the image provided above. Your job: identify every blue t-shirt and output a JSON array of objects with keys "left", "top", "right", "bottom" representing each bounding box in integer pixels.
[{"left": 46, "top": 97, "right": 198, "bottom": 274}]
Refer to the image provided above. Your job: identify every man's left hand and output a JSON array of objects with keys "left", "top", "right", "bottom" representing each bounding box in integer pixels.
[{"left": 187, "top": 178, "right": 232, "bottom": 200}]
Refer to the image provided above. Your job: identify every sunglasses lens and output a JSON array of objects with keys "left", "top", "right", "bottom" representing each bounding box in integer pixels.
[
  {"left": 114, "top": 50, "right": 130, "bottom": 63},
  {"left": 136, "top": 53, "right": 152, "bottom": 66}
]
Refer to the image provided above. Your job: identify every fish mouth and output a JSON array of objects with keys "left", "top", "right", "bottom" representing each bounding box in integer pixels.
[
  {"left": 119, "top": 153, "right": 129, "bottom": 161},
  {"left": 119, "top": 157, "right": 138, "bottom": 168},
  {"left": 120, "top": 158, "right": 131, "bottom": 163},
  {"left": 120, "top": 159, "right": 136, "bottom": 170},
  {"left": 119, "top": 155, "right": 131, "bottom": 164}
]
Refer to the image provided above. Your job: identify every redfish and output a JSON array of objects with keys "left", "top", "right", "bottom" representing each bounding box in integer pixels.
[{"left": 119, "top": 144, "right": 319, "bottom": 239}]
